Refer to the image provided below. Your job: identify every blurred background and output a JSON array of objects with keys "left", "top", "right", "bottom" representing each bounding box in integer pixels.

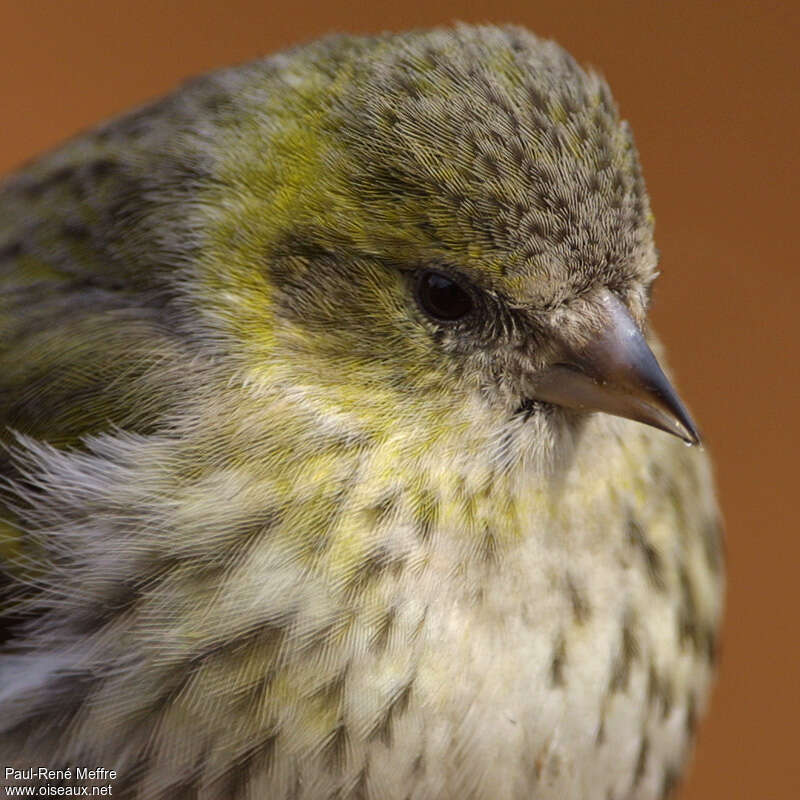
[{"left": 1, "top": 1, "right": 796, "bottom": 797}]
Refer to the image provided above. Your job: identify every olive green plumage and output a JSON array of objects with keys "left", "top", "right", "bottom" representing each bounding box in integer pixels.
[{"left": 0, "top": 24, "right": 722, "bottom": 800}]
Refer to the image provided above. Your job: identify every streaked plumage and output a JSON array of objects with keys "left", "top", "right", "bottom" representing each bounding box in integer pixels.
[{"left": 0, "top": 25, "right": 722, "bottom": 799}]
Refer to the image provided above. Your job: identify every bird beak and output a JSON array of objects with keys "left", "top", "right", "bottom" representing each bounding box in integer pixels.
[{"left": 526, "top": 290, "right": 701, "bottom": 445}]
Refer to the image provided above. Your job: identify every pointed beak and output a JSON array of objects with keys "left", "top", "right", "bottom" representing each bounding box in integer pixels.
[{"left": 526, "top": 291, "right": 701, "bottom": 445}]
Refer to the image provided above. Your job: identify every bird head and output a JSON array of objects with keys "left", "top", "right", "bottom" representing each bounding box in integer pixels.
[{"left": 188, "top": 25, "right": 697, "bottom": 453}]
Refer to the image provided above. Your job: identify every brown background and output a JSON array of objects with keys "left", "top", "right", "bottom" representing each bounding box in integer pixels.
[{"left": 1, "top": 1, "right": 796, "bottom": 797}]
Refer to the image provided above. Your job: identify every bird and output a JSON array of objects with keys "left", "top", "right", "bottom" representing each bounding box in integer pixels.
[{"left": 0, "top": 24, "right": 723, "bottom": 800}]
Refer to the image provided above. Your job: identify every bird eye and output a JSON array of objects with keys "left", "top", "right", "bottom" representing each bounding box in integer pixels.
[{"left": 415, "top": 270, "right": 474, "bottom": 322}]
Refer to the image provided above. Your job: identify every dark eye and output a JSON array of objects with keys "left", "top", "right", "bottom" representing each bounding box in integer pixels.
[{"left": 415, "top": 270, "right": 474, "bottom": 322}]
